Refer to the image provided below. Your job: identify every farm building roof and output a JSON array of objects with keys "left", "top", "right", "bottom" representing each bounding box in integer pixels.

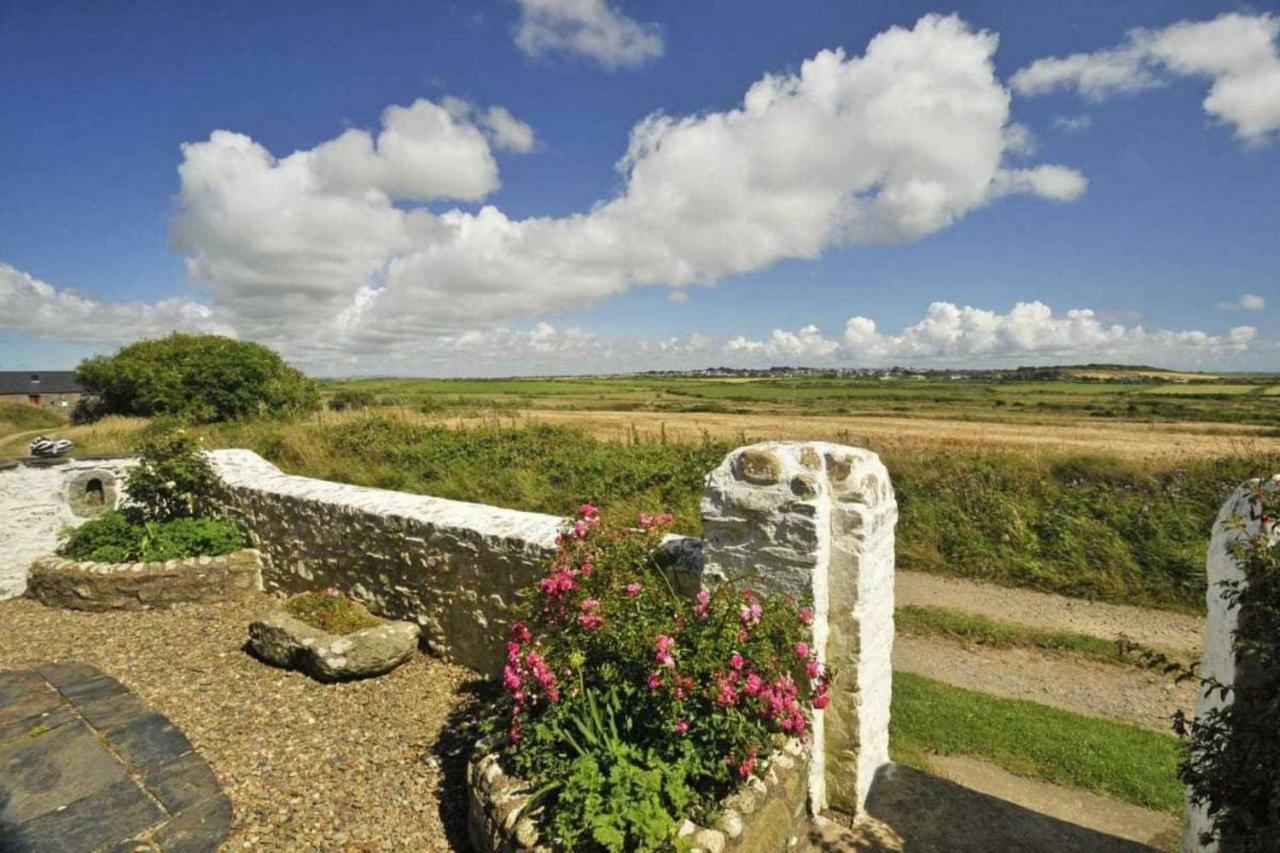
[{"left": 0, "top": 371, "right": 83, "bottom": 395}]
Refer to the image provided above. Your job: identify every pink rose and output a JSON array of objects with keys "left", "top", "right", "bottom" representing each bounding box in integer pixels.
[
  {"left": 794, "top": 642, "right": 810, "bottom": 658},
  {"left": 674, "top": 719, "right": 689, "bottom": 735},
  {"left": 624, "top": 582, "right": 643, "bottom": 597}
]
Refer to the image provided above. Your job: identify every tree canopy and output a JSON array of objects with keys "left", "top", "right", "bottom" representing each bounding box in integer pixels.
[{"left": 74, "top": 334, "right": 318, "bottom": 423}]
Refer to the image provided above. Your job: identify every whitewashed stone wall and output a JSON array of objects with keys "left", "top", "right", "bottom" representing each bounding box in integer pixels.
[
  {"left": 0, "top": 458, "right": 134, "bottom": 600},
  {"left": 1185, "top": 477, "right": 1278, "bottom": 853},
  {"left": 702, "top": 442, "right": 896, "bottom": 817}
]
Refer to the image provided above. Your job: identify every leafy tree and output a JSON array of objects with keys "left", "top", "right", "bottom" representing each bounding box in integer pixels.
[
  {"left": 124, "top": 422, "right": 220, "bottom": 522},
  {"left": 74, "top": 333, "right": 318, "bottom": 423}
]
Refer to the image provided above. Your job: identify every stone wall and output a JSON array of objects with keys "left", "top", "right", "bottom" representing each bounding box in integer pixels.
[
  {"left": 0, "top": 457, "right": 134, "bottom": 600},
  {"left": 206, "top": 450, "right": 681, "bottom": 675}
]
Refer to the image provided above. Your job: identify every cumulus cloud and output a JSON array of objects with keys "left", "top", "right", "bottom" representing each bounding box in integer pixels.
[
  {"left": 513, "top": 0, "right": 663, "bottom": 69},
  {"left": 0, "top": 263, "right": 229, "bottom": 344},
  {"left": 1012, "top": 13, "right": 1280, "bottom": 145},
  {"left": 164, "top": 14, "right": 1085, "bottom": 358},
  {"left": 1217, "top": 293, "right": 1267, "bottom": 311}
]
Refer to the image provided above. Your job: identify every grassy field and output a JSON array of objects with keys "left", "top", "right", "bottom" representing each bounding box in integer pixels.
[
  {"left": 321, "top": 373, "right": 1280, "bottom": 427},
  {"left": 891, "top": 672, "right": 1184, "bottom": 813}
]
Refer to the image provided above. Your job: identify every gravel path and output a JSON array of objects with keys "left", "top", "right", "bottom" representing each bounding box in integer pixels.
[
  {"left": 897, "top": 571, "right": 1204, "bottom": 656},
  {"left": 0, "top": 594, "right": 485, "bottom": 851},
  {"left": 894, "top": 635, "right": 1194, "bottom": 731}
]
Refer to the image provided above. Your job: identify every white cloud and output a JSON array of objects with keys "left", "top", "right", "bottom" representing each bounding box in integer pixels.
[
  {"left": 513, "top": 0, "right": 663, "bottom": 69},
  {"left": 1217, "top": 293, "right": 1267, "bottom": 311},
  {"left": 0, "top": 263, "right": 229, "bottom": 344},
  {"left": 482, "top": 106, "right": 537, "bottom": 152},
  {"left": 1012, "top": 13, "right": 1280, "bottom": 145},
  {"left": 160, "top": 15, "right": 1085, "bottom": 359},
  {"left": 1053, "top": 114, "right": 1092, "bottom": 132}
]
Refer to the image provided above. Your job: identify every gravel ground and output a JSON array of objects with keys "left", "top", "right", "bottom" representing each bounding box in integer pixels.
[{"left": 0, "top": 593, "right": 487, "bottom": 851}]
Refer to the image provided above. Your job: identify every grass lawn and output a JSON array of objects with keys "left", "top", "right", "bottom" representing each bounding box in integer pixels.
[{"left": 890, "top": 672, "right": 1185, "bottom": 813}]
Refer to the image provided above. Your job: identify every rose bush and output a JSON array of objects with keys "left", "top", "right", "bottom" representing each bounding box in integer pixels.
[{"left": 491, "top": 505, "right": 828, "bottom": 851}]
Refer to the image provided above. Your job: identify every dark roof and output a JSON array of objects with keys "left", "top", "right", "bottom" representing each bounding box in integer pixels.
[{"left": 0, "top": 371, "right": 83, "bottom": 395}]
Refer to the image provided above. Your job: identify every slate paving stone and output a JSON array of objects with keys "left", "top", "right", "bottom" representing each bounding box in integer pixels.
[
  {"left": 34, "top": 661, "right": 103, "bottom": 691},
  {"left": 58, "top": 674, "right": 128, "bottom": 705},
  {"left": 77, "top": 691, "right": 152, "bottom": 734},
  {"left": 144, "top": 751, "right": 223, "bottom": 814},
  {"left": 0, "top": 705, "right": 76, "bottom": 745},
  {"left": 150, "top": 794, "right": 233, "bottom": 853},
  {"left": 3, "top": 779, "right": 164, "bottom": 853},
  {"left": 0, "top": 720, "right": 128, "bottom": 827},
  {"left": 108, "top": 712, "right": 194, "bottom": 771},
  {"left": 0, "top": 664, "right": 229, "bottom": 852},
  {"left": 0, "top": 672, "right": 59, "bottom": 726}
]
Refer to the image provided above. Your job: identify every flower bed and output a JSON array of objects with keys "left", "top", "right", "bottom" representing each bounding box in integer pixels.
[
  {"left": 27, "top": 548, "right": 262, "bottom": 611},
  {"left": 471, "top": 505, "right": 828, "bottom": 851},
  {"left": 467, "top": 734, "right": 811, "bottom": 853}
]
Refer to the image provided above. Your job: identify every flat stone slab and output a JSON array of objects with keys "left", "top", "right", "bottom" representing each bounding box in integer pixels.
[{"left": 0, "top": 661, "right": 230, "bottom": 852}]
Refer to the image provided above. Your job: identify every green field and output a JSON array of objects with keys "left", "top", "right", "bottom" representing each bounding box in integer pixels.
[{"left": 321, "top": 372, "right": 1280, "bottom": 425}]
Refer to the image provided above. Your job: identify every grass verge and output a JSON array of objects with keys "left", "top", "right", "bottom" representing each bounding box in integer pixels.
[
  {"left": 896, "top": 605, "right": 1187, "bottom": 669},
  {"left": 890, "top": 671, "right": 1184, "bottom": 813}
]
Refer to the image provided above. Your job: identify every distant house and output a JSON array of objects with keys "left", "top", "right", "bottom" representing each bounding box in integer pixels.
[{"left": 0, "top": 372, "right": 83, "bottom": 408}]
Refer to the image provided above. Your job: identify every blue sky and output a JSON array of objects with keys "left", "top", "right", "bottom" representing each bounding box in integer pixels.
[{"left": 1, "top": 0, "right": 1276, "bottom": 374}]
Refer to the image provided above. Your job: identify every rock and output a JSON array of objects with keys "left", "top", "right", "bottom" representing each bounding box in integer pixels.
[
  {"left": 247, "top": 610, "right": 419, "bottom": 681},
  {"left": 691, "top": 827, "right": 727, "bottom": 853}
]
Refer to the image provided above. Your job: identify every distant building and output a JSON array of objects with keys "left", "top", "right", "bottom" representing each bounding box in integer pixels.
[{"left": 0, "top": 372, "right": 83, "bottom": 408}]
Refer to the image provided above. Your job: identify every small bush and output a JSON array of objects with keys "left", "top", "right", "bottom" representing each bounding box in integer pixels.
[
  {"left": 125, "top": 423, "right": 220, "bottom": 522},
  {"left": 58, "top": 512, "right": 245, "bottom": 562},
  {"left": 490, "top": 506, "right": 825, "bottom": 850},
  {"left": 74, "top": 333, "right": 318, "bottom": 423},
  {"left": 285, "top": 589, "right": 383, "bottom": 634}
]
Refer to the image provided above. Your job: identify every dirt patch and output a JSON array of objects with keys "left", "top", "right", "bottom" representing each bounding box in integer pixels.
[
  {"left": 0, "top": 594, "right": 481, "bottom": 851},
  {"left": 893, "top": 635, "right": 1194, "bottom": 731},
  {"left": 924, "top": 755, "right": 1179, "bottom": 850},
  {"left": 897, "top": 571, "right": 1204, "bottom": 656}
]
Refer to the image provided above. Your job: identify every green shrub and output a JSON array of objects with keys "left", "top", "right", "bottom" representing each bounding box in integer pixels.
[
  {"left": 74, "top": 333, "right": 318, "bottom": 423},
  {"left": 125, "top": 424, "right": 219, "bottom": 522},
  {"left": 58, "top": 512, "right": 244, "bottom": 562},
  {"left": 492, "top": 507, "right": 824, "bottom": 850},
  {"left": 57, "top": 511, "right": 142, "bottom": 562}
]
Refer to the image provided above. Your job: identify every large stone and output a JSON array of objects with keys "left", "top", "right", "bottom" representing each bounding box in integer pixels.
[
  {"left": 702, "top": 442, "right": 896, "bottom": 817},
  {"left": 247, "top": 610, "right": 420, "bottom": 681}
]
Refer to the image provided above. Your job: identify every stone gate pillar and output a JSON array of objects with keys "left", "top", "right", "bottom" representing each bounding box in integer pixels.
[
  {"left": 700, "top": 442, "right": 897, "bottom": 816},
  {"left": 1185, "top": 476, "right": 1278, "bottom": 852}
]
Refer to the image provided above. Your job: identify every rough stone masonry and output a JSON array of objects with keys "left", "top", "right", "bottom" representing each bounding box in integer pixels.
[{"left": 701, "top": 442, "right": 897, "bottom": 817}]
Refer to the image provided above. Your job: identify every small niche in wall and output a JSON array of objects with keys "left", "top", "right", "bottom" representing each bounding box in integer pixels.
[
  {"left": 85, "top": 478, "right": 105, "bottom": 506},
  {"left": 66, "top": 470, "right": 120, "bottom": 519}
]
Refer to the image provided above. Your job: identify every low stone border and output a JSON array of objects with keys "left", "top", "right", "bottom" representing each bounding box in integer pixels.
[
  {"left": 27, "top": 548, "right": 263, "bottom": 611},
  {"left": 466, "top": 735, "right": 811, "bottom": 853},
  {"left": 247, "top": 610, "right": 420, "bottom": 681}
]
